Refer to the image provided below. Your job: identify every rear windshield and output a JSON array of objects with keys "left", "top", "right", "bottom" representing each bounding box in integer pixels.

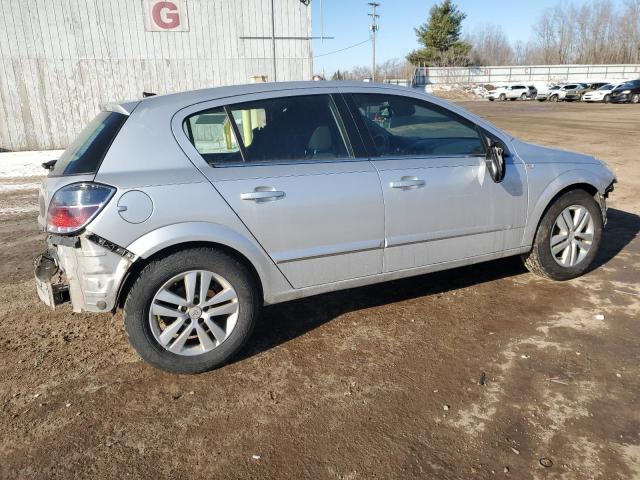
[{"left": 51, "top": 111, "right": 127, "bottom": 176}]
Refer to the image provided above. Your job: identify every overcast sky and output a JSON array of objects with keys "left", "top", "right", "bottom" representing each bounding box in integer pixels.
[{"left": 310, "top": 0, "right": 569, "bottom": 75}]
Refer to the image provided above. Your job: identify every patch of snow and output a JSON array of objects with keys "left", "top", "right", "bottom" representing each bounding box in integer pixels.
[{"left": 0, "top": 150, "right": 64, "bottom": 178}]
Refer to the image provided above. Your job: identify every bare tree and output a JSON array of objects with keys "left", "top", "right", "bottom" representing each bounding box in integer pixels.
[
  {"left": 332, "top": 58, "right": 413, "bottom": 82},
  {"left": 466, "top": 25, "right": 514, "bottom": 65},
  {"left": 525, "top": 0, "right": 640, "bottom": 65},
  {"left": 618, "top": 0, "right": 640, "bottom": 63}
]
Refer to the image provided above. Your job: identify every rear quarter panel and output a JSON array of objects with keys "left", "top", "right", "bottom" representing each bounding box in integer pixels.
[{"left": 90, "top": 99, "right": 293, "bottom": 303}]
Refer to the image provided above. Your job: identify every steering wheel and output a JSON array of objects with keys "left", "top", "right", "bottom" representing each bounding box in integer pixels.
[{"left": 371, "top": 133, "right": 389, "bottom": 153}]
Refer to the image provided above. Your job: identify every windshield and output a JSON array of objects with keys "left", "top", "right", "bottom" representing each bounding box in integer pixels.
[
  {"left": 598, "top": 84, "right": 613, "bottom": 90},
  {"left": 51, "top": 111, "right": 127, "bottom": 176},
  {"left": 620, "top": 80, "right": 640, "bottom": 88}
]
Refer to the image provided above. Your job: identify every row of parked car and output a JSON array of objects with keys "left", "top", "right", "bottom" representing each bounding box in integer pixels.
[{"left": 487, "top": 79, "right": 640, "bottom": 104}]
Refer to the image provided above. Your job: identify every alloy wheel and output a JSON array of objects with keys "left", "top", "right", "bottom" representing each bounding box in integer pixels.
[
  {"left": 148, "top": 270, "right": 239, "bottom": 356},
  {"left": 550, "top": 205, "right": 595, "bottom": 267}
]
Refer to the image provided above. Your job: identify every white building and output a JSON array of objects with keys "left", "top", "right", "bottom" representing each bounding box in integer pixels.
[{"left": 0, "top": 0, "right": 313, "bottom": 150}]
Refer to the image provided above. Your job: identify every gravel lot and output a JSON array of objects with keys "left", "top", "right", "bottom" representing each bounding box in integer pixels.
[{"left": 0, "top": 101, "right": 638, "bottom": 479}]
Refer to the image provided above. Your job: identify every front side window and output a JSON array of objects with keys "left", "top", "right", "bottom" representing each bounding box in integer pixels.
[
  {"left": 351, "top": 93, "right": 485, "bottom": 157},
  {"left": 228, "top": 94, "right": 351, "bottom": 163}
]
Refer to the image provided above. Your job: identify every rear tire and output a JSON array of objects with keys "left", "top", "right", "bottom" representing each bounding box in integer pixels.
[
  {"left": 549, "top": 95, "right": 558, "bottom": 102},
  {"left": 522, "top": 190, "right": 603, "bottom": 280},
  {"left": 124, "top": 248, "right": 260, "bottom": 374}
]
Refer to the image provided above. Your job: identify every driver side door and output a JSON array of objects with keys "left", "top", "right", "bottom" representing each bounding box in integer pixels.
[{"left": 348, "top": 92, "right": 528, "bottom": 272}]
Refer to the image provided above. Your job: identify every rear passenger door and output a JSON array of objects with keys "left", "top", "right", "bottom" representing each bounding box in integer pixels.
[
  {"left": 181, "top": 92, "right": 384, "bottom": 289},
  {"left": 347, "top": 92, "right": 527, "bottom": 272}
]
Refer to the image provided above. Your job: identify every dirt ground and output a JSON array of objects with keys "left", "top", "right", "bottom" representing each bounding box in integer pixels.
[{"left": 1, "top": 101, "right": 639, "bottom": 479}]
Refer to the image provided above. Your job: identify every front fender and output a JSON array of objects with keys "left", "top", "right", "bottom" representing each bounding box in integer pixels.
[
  {"left": 522, "top": 168, "right": 613, "bottom": 247},
  {"left": 126, "top": 221, "right": 292, "bottom": 303}
]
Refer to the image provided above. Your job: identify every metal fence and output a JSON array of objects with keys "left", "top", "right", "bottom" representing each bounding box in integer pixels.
[
  {"left": 0, "top": 0, "right": 312, "bottom": 151},
  {"left": 413, "top": 64, "right": 640, "bottom": 87}
]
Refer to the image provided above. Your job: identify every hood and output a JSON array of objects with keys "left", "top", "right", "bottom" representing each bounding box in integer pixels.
[{"left": 511, "top": 139, "right": 601, "bottom": 165}]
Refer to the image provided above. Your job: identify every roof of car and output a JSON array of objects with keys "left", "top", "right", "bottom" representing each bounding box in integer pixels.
[
  {"left": 106, "top": 80, "right": 425, "bottom": 115},
  {"left": 150, "top": 81, "right": 417, "bottom": 107}
]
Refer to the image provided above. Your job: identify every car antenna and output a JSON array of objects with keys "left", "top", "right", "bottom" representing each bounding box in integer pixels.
[{"left": 142, "top": 91, "right": 156, "bottom": 98}]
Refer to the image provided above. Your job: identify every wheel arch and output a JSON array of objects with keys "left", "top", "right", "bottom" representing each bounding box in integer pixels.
[
  {"left": 115, "top": 222, "right": 291, "bottom": 310},
  {"left": 522, "top": 171, "right": 604, "bottom": 248}
]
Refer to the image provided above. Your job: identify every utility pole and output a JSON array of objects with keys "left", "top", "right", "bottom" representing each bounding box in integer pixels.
[
  {"left": 368, "top": 2, "right": 380, "bottom": 82},
  {"left": 271, "top": 0, "right": 277, "bottom": 81}
]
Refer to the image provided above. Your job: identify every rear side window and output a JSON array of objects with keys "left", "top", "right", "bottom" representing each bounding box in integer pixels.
[
  {"left": 184, "top": 94, "right": 351, "bottom": 165},
  {"left": 183, "top": 107, "right": 242, "bottom": 164},
  {"left": 51, "top": 111, "right": 127, "bottom": 176},
  {"left": 351, "top": 93, "right": 485, "bottom": 157}
]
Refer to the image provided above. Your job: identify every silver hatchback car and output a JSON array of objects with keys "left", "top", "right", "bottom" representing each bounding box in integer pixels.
[{"left": 35, "top": 81, "right": 616, "bottom": 373}]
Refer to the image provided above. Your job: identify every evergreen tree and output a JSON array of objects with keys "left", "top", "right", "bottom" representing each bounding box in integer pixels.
[{"left": 407, "top": 0, "right": 471, "bottom": 66}]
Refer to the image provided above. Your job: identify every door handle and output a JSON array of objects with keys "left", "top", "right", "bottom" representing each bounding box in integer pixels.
[
  {"left": 240, "top": 189, "right": 285, "bottom": 202},
  {"left": 390, "top": 177, "right": 425, "bottom": 189}
]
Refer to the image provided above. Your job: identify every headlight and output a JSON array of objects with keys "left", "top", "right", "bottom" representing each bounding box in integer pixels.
[{"left": 622, "top": 90, "right": 631, "bottom": 94}]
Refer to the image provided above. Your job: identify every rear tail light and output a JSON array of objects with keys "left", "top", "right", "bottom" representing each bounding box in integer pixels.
[{"left": 47, "top": 183, "right": 115, "bottom": 235}]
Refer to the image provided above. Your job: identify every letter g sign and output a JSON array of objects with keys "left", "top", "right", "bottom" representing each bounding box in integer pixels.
[{"left": 144, "top": 0, "right": 189, "bottom": 31}]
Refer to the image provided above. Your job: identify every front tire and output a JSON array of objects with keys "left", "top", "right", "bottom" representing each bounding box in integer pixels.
[
  {"left": 522, "top": 190, "right": 603, "bottom": 280},
  {"left": 603, "top": 94, "right": 610, "bottom": 103},
  {"left": 124, "top": 248, "right": 260, "bottom": 374},
  {"left": 631, "top": 93, "right": 640, "bottom": 104}
]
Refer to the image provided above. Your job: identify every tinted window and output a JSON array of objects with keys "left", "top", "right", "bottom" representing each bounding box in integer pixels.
[
  {"left": 351, "top": 93, "right": 484, "bottom": 157},
  {"left": 51, "top": 111, "right": 127, "bottom": 176},
  {"left": 228, "top": 95, "right": 350, "bottom": 163},
  {"left": 183, "top": 107, "right": 243, "bottom": 164}
]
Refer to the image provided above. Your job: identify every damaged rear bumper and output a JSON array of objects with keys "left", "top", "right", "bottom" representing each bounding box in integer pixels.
[{"left": 34, "top": 233, "right": 136, "bottom": 313}]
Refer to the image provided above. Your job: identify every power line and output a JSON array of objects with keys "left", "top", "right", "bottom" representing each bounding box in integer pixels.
[{"left": 313, "top": 38, "right": 371, "bottom": 58}]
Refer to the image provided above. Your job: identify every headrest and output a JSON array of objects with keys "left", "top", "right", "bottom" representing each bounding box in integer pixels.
[
  {"left": 308, "top": 126, "right": 332, "bottom": 151},
  {"left": 389, "top": 98, "right": 415, "bottom": 117}
]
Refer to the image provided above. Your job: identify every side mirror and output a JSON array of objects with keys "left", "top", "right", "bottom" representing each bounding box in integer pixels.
[
  {"left": 41, "top": 159, "right": 57, "bottom": 171},
  {"left": 485, "top": 141, "right": 505, "bottom": 183}
]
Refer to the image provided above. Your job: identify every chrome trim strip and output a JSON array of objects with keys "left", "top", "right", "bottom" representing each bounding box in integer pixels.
[
  {"left": 387, "top": 225, "right": 514, "bottom": 248},
  {"left": 274, "top": 240, "right": 384, "bottom": 264}
]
